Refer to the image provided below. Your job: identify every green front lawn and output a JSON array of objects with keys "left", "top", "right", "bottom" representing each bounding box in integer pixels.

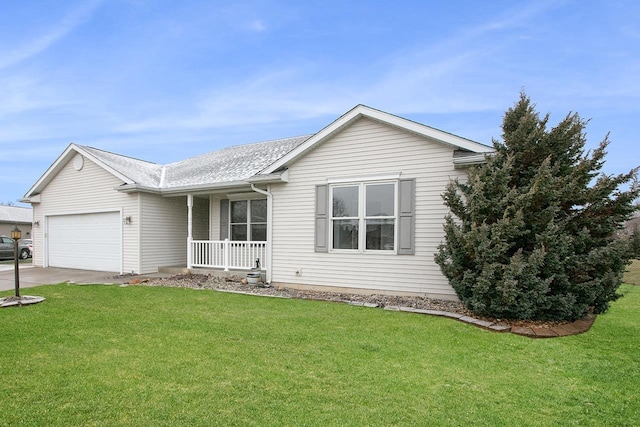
[{"left": 1, "top": 283, "right": 638, "bottom": 426}]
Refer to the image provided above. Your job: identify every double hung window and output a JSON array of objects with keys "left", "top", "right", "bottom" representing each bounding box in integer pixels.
[
  {"left": 230, "top": 199, "right": 267, "bottom": 241},
  {"left": 331, "top": 182, "right": 396, "bottom": 252}
]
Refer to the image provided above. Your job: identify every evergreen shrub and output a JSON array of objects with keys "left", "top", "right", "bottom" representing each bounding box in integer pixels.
[{"left": 435, "top": 93, "right": 639, "bottom": 321}]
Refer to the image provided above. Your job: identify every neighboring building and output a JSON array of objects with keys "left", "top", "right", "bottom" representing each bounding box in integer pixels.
[
  {"left": 625, "top": 211, "right": 640, "bottom": 233},
  {"left": 0, "top": 205, "right": 32, "bottom": 238},
  {"left": 22, "top": 105, "right": 494, "bottom": 300}
]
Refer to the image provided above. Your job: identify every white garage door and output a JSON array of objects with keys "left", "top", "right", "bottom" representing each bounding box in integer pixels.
[{"left": 47, "top": 211, "right": 121, "bottom": 272}]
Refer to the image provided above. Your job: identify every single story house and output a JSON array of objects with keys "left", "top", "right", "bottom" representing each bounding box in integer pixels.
[
  {"left": 22, "top": 105, "right": 494, "bottom": 299},
  {"left": 0, "top": 205, "right": 33, "bottom": 238}
]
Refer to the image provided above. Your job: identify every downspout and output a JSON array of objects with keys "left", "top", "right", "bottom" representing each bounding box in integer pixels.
[
  {"left": 251, "top": 183, "right": 272, "bottom": 284},
  {"left": 137, "top": 193, "right": 142, "bottom": 274}
]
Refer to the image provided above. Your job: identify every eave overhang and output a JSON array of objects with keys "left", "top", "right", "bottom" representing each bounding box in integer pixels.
[
  {"left": 452, "top": 153, "right": 493, "bottom": 168},
  {"left": 116, "top": 170, "right": 289, "bottom": 196}
]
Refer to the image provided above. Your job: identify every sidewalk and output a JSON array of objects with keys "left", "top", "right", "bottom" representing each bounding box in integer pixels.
[{"left": 0, "top": 264, "right": 34, "bottom": 273}]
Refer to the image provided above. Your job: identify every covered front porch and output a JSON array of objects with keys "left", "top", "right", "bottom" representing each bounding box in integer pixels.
[{"left": 183, "top": 184, "right": 272, "bottom": 278}]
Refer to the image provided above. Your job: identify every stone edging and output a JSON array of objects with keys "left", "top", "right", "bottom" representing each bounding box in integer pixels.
[
  {"left": 131, "top": 284, "right": 597, "bottom": 338},
  {"left": 382, "top": 304, "right": 596, "bottom": 338}
]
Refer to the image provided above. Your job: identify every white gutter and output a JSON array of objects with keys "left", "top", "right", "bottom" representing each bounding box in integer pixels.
[
  {"left": 251, "top": 183, "right": 273, "bottom": 284},
  {"left": 117, "top": 174, "right": 288, "bottom": 196}
]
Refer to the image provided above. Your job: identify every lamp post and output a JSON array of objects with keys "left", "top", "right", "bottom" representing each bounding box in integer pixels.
[{"left": 10, "top": 225, "right": 21, "bottom": 298}]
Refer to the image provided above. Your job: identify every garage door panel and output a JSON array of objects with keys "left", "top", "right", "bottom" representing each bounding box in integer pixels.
[{"left": 48, "top": 212, "right": 121, "bottom": 272}]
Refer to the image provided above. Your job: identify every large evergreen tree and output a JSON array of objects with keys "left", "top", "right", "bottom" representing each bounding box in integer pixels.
[{"left": 435, "top": 93, "right": 639, "bottom": 321}]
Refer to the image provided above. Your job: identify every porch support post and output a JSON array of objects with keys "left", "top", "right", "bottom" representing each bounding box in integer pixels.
[
  {"left": 223, "top": 238, "right": 229, "bottom": 271},
  {"left": 251, "top": 184, "right": 272, "bottom": 283},
  {"left": 187, "top": 194, "right": 193, "bottom": 269}
]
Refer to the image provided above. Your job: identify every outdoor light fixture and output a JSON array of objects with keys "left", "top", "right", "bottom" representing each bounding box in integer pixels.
[
  {"left": 11, "top": 225, "right": 21, "bottom": 241},
  {"left": 11, "top": 225, "right": 21, "bottom": 297},
  {"left": 33, "top": 220, "right": 40, "bottom": 227},
  {"left": 124, "top": 216, "right": 132, "bottom": 225}
]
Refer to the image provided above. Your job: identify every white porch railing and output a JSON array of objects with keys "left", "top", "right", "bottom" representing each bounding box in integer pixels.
[{"left": 190, "top": 239, "right": 266, "bottom": 271}]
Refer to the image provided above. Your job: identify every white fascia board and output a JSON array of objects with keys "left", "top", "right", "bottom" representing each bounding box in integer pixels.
[
  {"left": 116, "top": 184, "right": 162, "bottom": 194},
  {"left": 160, "top": 181, "right": 254, "bottom": 196},
  {"left": 121, "top": 180, "right": 256, "bottom": 197},
  {"left": 24, "top": 143, "right": 136, "bottom": 198},
  {"left": 117, "top": 172, "right": 289, "bottom": 196},
  {"left": 20, "top": 194, "right": 41, "bottom": 203},
  {"left": 261, "top": 104, "right": 494, "bottom": 175},
  {"left": 246, "top": 170, "right": 289, "bottom": 184},
  {"left": 24, "top": 143, "right": 77, "bottom": 198}
]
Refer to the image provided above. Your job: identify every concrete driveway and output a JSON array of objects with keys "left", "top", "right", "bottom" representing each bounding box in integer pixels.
[{"left": 0, "top": 266, "right": 132, "bottom": 292}]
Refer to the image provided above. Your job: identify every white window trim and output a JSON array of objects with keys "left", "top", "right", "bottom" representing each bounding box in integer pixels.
[
  {"left": 329, "top": 180, "right": 398, "bottom": 254},
  {"left": 327, "top": 173, "right": 401, "bottom": 184}
]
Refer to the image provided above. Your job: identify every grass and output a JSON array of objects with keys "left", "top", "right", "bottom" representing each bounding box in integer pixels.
[{"left": 1, "top": 283, "right": 639, "bottom": 426}]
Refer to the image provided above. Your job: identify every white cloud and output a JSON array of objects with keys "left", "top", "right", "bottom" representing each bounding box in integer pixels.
[
  {"left": 0, "top": 0, "right": 102, "bottom": 70},
  {"left": 114, "top": 67, "right": 351, "bottom": 133}
]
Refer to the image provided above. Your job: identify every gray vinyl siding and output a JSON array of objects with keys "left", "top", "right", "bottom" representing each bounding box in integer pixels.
[
  {"left": 32, "top": 156, "right": 139, "bottom": 273},
  {"left": 139, "top": 194, "right": 188, "bottom": 273},
  {"left": 270, "top": 117, "right": 468, "bottom": 299}
]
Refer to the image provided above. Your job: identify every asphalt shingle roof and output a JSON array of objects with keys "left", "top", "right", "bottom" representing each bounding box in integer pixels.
[
  {"left": 163, "top": 135, "right": 310, "bottom": 188},
  {"left": 78, "top": 135, "right": 311, "bottom": 190},
  {"left": 81, "top": 146, "right": 164, "bottom": 187},
  {"left": 0, "top": 205, "right": 32, "bottom": 223}
]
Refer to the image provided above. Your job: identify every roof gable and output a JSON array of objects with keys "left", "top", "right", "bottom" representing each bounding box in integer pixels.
[
  {"left": 261, "top": 104, "right": 494, "bottom": 175},
  {"left": 23, "top": 144, "right": 162, "bottom": 199}
]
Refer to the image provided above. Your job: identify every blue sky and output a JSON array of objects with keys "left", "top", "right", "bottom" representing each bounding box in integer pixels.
[{"left": 1, "top": 0, "right": 638, "bottom": 206}]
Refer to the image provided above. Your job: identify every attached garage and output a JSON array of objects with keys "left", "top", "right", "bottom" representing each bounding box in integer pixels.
[{"left": 47, "top": 211, "right": 122, "bottom": 272}]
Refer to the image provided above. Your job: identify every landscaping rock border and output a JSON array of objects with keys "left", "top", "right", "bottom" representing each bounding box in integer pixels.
[{"left": 129, "top": 274, "right": 594, "bottom": 338}]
